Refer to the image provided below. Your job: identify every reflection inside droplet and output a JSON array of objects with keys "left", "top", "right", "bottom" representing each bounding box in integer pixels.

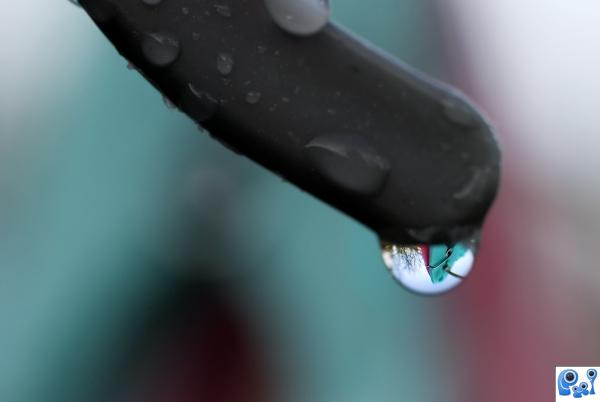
[{"left": 380, "top": 237, "right": 477, "bottom": 295}]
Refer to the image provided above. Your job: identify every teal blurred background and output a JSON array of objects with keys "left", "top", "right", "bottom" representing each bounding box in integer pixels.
[{"left": 2, "top": 1, "right": 600, "bottom": 401}]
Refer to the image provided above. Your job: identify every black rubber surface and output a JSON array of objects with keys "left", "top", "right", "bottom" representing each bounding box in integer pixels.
[{"left": 79, "top": 0, "right": 501, "bottom": 244}]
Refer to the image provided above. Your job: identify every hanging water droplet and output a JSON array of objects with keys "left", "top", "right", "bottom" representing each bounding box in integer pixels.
[
  {"left": 216, "top": 52, "right": 234, "bottom": 76},
  {"left": 141, "top": 32, "right": 180, "bottom": 67},
  {"left": 380, "top": 237, "right": 477, "bottom": 295},
  {"left": 141, "top": 0, "right": 162, "bottom": 6},
  {"left": 246, "top": 91, "right": 262, "bottom": 104},
  {"left": 214, "top": 4, "right": 232, "bottom": 17},
  {"left": 264, "top": 0, "right": 330, "bottom": 36},
  {"left": 305, "top": 134, "right": 390, "bottom": 196}
]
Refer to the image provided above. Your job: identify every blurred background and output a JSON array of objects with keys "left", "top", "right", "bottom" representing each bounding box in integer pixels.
[{"left": 1, "top": 1, "right": 600, "bottom": 401}]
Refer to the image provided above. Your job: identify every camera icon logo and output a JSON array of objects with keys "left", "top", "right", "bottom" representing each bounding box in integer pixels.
[{"left": 556, "top": 367, "right": 598, "bottom": 401}]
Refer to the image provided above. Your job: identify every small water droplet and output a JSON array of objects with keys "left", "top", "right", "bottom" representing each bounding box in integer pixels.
[
  {"left": 380, "top": 237, "right": 477, "bottom": 295},
  {"left": 443, "top": 96, "right": 479, "bottom": 128},
  {"left": 187, "top": 83, "right": 220, "bottom": 121},
  {"left": 181, "top": 7, "right": 190, "bottom": 15},
  {"left": 163, "top": 95, "right": 176, "bottom": 110},
  {"left": 305, "top": 134, "right": 390, "bottom": 196},
  {"left": 246, "top": 91, "right": 262, "bottom": 104},
  {"left": 141, "top": 0, "right": 162, "bottom": 6},
  {"left": 214, "top": 4, "right": 231, "bottom": 17},
  {"left": 216, "top": 52, "right": 234, "bottom": 76},
  {"left": 264, "top": 0, "right": 330, "bottom": 36},
  {"left": 141, "top": 32, "right": 180, "bottom": 67}
]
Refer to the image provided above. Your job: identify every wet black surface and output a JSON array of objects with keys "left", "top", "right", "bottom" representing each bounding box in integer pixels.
[{"left": 78, "top": 0, "right": 500, "bottom": 244}]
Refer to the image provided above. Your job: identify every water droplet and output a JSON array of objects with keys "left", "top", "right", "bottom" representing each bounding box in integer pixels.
[
  {"left": 380, "top": 237, "right": 477, "bottom": 295},
  {"left": 216, "top": 52, "right": 234, "bottom": 76},
  {"left": 264, "top": 0, "right": 330, "bottom": 36},
  {"left": 163, "top": 95, "right": 176, "bottom": 110},
  {"left": 187, "top": 83, "right": 220, "bottom": 121},
  {"left": 443, "top": 96, "right": 479, "bottom": 128},
  {"left": 141, "top": 32, "right": 180, "bottom": 67},
  {"left": 214, "top": 4, "right": 231, "bottom": 17},
  {"left": 142, "top": 0, "right": 162, "bottom": 6},
  {"left": 181, "top": 7, "right": 190, "bottom": 15},
  {"left": 246, "top": 91, "right": 262, "bottom": 104},
  {"left": 304, "top": 134, "right": 390, "bottom": 196},
  {"left": 68, "top": 0, "right": 81, "bottom": 7}
]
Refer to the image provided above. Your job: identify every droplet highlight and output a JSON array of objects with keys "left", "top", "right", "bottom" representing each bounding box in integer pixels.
[
  {"left": 264, "top": 0, "right": 330, "bottom": 36},
  {"left": 380, "top": 237, "right": 478, "bottom": 295},
  {"left": 141, "top": 32, "right": 181, "bottom": 68}
]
